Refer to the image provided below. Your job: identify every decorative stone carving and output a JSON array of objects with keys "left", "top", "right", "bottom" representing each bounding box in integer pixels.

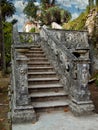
[
  {"left": 59, "top": 51, "right": 70, "bottom": 71},
  {"left": 19, "top": 32, "right": 40, "bottom": 44},
  {"left": 70, "top": 61, "right": 94, "bottom": 116},
  {"left": 11, "top": 49, "right": 36, "bottom": 123},
  {"left": 41, "top": 26, "right": 94, "bottom": 116}
]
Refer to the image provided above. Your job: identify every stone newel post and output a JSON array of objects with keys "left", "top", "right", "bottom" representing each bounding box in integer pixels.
[
  {"left": 70, "top": 60, "right": 94, "bottom": 116},
  {"left": 12, "top": 51, "right": 36, "bottom": 123},
  {"left": 16, "top": 54, "right": 29, "bottom": 106}
]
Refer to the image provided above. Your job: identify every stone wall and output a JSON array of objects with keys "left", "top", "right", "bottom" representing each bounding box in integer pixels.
[
  {"left": 48, "top": 29, "right": 89, "bottom": 50},
  {"left": 19, "top": 32, "right": 40, "bottom": 44}
]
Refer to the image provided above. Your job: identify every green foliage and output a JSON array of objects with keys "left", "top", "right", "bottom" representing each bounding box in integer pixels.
[
  {"left": 29, "top": 27, "right": 35, "bottom": 32},
  {"left": 1, "top": 0, "right": 16, "bottom": 21},
  {"left": 23, "top": 0, "right": 38, "bottom": 19},
  {"left": 95, "top": 74, "right": 98, "bottom": 86},
  {"left": 11, "top": 19, "right": 18, "bottom": 25},
  {"left": 63, "top": 7, "right": 89, "bottom": 30},
  {"left": 40, "top": 6, "right": 71, "bottom": 25},
  {"left": 41, "top": 0, "right": 55, "bottom": 9},
  {"left": 20, "top": 35, "right": 33, "bottom": 43},
  {"left": 3, "top": 22, "right": 12, "bottom": 66}
]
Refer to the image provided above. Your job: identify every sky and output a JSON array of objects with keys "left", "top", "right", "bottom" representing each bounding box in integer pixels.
[{"left": 8, "top": 0, "right": 89, "bottom": 31}]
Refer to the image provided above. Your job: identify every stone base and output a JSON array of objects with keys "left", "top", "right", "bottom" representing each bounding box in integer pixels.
[
  {"left": 12, "top": 106, "right": 36, "bottom": 124},
  {"left": 70, "top": 100, "right": 94, "bottom": 116}
]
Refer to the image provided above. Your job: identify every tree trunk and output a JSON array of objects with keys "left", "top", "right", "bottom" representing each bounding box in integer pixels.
[{"left": 0, "top": 4, "right": 6, "bottom": 75}]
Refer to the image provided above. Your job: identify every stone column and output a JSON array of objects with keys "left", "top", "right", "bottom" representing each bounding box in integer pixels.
[
  {"left": 70, "top": 60, "right": 94, "bottom": 116},
  {"left": 12, "top": 52, "right": 36, "bottom": 123}
]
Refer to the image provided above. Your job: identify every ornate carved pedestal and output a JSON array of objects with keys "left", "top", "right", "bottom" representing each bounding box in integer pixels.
[
  {"left": 70, "top": 61, "right": 94, "bottom": 116},
  {"left": 11, "top": 51, "right": 36, "bottom": 123}
]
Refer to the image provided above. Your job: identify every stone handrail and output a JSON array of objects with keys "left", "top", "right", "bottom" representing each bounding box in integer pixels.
[
  {"left": 40, "top": 26, "right": 77, "bottom": 92},
  {"left": 42, "top": 26, "right": 77, "bottom": 60},
  {"left": 11, "top": 25, "right": 36, "bottom": 123},
  {"left": 40, "top": 26, "right": 94, "bottom": 115},
  {"left": 13, "top": 24, "right": 40, "bottom": 45}
]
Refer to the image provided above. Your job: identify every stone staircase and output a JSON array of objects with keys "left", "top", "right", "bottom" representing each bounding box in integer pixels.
[{"left": 25, "top": 45, "right": 69, "bottom": 113}]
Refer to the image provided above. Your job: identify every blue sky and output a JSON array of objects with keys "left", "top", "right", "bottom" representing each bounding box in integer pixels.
[{"left": 8, "top": 0, "right": 89, "bottom": 31}]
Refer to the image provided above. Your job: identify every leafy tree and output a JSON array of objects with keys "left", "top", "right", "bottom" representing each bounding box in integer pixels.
[
  {"left": 0, "top": 0, "right": 15, "bottom": 74},
  {"left": 23, "top": 0, "right": 38, "bottom": 20},
  {"left": 3, "top": 22, "right": 12, "bottom": 67},
  {"left": 11, "top": 19, "right": 18, "bottom": 25},
  {"left": 61, "top": 9, "right": 72, "bottom": 23},
  {"left": 41, "top": 0, "right": 55, "bottom": 9},
  {"left": 0, "top": 4, "right": 5, "bottom": 74},
  {"left": 40, "top": 6, "right": 71, "bottom": 25},
  {"left": 1, "top": 0, "right": 16, "bottom": 21}
]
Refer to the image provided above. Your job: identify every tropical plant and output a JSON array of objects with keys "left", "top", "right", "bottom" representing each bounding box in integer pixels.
[
  {"left": 41, "top": 0, "right": 55, "bottom": 9},
  {"left": 1, "top": 0, "right": 16, "bottom": 21},
  {"left": 23, "top": 0, "right": 38, "bottom": 20},
  {"left": 3, "top": 22, "right": 12, "bottom": 67},
  {"left": 40, "top": 6, "right": 71, "bottom": 25},
  {"left": 0, "top": 0, "right": 15, "bottom": 74}
]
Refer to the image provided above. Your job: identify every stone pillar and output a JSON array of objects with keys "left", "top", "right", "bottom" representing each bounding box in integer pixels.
[
  {"left": 12, "top": 52, "right": 36, "bottom": 123},
  {"left": 70, "top": 60, "right": 94, "bottom": 116}
]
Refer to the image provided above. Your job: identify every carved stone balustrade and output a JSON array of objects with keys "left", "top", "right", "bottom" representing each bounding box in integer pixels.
[
  {"left": 40, "top": 26, "right": 94, "bottom": 116},
  {"left": 19, "top": 32, "right": 41, "bottom": 44}
]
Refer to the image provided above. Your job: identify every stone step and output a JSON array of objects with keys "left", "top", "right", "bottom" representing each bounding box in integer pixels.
[
  {"left": 30, "top": 45, "right": 41, "bottom": 48},
  {"left": 28, "top": 66, "right": 54, "bottom": 72},
  {"left": 30, "top": 94, "right": 68, "bottom": 102},
  {"left": 28, "top": 61, "right": 50, "bottom": 65},
  {"left": 28, "top": 64, "right": 51, "bottom": 67},
  {"left": 29, "top": 58, "right": 48, "bottom": 62},
  {"left": 26, "top": 45, "right": 69, "bottom": 113},
  {"left": 29, "top": 86, "right": 63, "bottom": 93},
  {"left": 28, "top": 77, "right": 59, "bottom": 81},
  {"left": 30, "top": 48, "right": 43, "bottom": 51},
  {"left": 26, "top": 54, "right": 46, "bottom": 57},
  {"left": 27, "top": 51, "right": 44, "bottom": 54},
  {"left": 28, "top": 71, "right": 57, "bottom": 78},
  {"left": 28, "top": 62, "right": 51, "bottom": 67},
  {"left": 29, "top": 91, "right": 66, "bottom": 98},
  {"left": 28, "top": 78, "right": 59, "bottom": 85},
  {"left": 28, "top": 83, "right": 63, "bottom": 89},
  {"left": 32, "top": 100, "right": 69, "bottom": 112}
]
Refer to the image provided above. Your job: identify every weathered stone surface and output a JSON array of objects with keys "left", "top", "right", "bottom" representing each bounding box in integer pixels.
[
  {"left": 48, "top": 29, "right": 89, "bottom": 50},
  {"left": 40, "top": 26, "right": 94, "bottom": 116},
  {"left": 11, "top": 24, "right": 95, "bottom": 123},
  {"left": 12, "top": 106, "right": 36, "bottom": 124},
  {"left": 11, "top": 43, "right": 36, "bottom": 123},
  {"left": 70, "top": 101, "right": 94, "bottom": 116},
  {"left": 19, "top": 32, "right": 41, "bottom": 44}
]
